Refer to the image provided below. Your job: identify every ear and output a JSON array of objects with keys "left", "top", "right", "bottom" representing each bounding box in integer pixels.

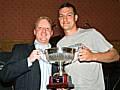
[
  {"left": 34, "top": 29, "right": 36, "bottom": 35},
  {"left": 75, "top": 15, "right": 78, "bottom": 21},
  {"left": 50, "top": 30, "right": 53, "bottom": 36}
]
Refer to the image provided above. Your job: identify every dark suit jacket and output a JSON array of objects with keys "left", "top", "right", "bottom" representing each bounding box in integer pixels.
[{"left": 0, "top": 43, "right": 58, "bottom": 90}]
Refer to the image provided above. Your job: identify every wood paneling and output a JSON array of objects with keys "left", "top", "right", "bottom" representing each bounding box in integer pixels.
[{"left": 0, "top": 39, "right": 32, "bottom": 52}]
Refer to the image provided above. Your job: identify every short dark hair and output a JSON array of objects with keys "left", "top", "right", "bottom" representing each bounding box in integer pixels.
[{"left": 59, "top": 2, "right": 77, "bottom": 15}]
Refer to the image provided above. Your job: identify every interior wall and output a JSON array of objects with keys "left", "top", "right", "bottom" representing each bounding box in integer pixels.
[{"left": 0, "top": 0, "right": 120, "bottom": 51}]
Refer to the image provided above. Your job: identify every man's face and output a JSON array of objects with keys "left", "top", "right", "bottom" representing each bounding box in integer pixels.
[
  {"left": 59, "top": 7, "right": 77, "bottom": 32},
  {"left": 34, "top": 19, "right": 53, "bottom": 44}
]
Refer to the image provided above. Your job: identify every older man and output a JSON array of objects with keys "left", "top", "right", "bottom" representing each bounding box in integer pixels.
[{"left": 0, "top": 16, "right": 54, "bottom": 90}]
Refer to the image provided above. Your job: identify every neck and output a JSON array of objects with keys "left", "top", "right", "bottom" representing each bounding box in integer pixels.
[
  {"left": 35, "top": 39, "right": 49, "bottom": 45},
  {"left": 64, "top": 25, "right": 77, "bottom": 36}
]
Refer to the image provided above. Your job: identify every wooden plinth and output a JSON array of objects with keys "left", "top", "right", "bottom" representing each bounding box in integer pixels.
[{"left": 47, "top": 83, "right": 74, "bottom": 89}]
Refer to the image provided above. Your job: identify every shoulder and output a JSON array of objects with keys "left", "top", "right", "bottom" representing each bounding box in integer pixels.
[
  {"left": 76, "top": 28, "right": 98, "bottom": 38},
  {"left": 13, "top": 43, "right": 29, "bottom": 48},
  {"left": 12, "top": 43, "right": 33, "bottom": 51},
  {"left": 78, "top": 28, "right": 96, "bottom": 34},
  {"left": 79, "top": 28, "right": 103, "bottom": 36}
]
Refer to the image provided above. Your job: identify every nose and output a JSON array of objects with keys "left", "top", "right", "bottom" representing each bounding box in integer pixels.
[
  {"left": 63, "top": 16, "right": 68, "bottom": 22},
  {"left": 41, "top": 28, "right": 47, "bottom": 36},
  {"left": 42, "top": 28, "right": 46, "bottom": 32}
]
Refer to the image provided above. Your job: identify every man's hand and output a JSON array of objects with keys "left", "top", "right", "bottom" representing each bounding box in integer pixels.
[
  {"left": 28, "top": 50, "right": 41, "bottom": 63},
  {"left": 78, "top": 47, "right": 96, "bottom": 61}
]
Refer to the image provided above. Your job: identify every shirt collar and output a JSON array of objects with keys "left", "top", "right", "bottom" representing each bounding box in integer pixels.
[{"left": 34, "top": 39, "right": 51, "bottom": 50}]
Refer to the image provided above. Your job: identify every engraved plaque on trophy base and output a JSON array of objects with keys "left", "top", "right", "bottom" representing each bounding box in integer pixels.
[{"left": 47, "top": 73, "right": 74, "bottom": 89}]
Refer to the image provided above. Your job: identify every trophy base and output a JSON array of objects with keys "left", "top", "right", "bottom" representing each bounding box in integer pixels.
[
  {"left": 47, "top": 74, "right": 74, "bottom": 89},
  {"left": 47, "top": 83, "right": 74, "bottom": 89}
]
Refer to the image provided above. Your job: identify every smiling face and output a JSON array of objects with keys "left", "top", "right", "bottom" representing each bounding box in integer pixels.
[
  {"left": 59, "top": 7, "right": 78, "bottom": 34},
  {"left": 34, "top": 18, "right": 53, "bottom": 44}
]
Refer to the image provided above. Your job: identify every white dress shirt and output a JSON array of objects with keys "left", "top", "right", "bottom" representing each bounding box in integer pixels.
[{"left": 28, "top": 40, "right": 52, "bottom": 90}]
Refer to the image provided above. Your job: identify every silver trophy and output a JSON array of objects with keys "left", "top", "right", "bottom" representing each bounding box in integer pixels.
[{"left": 44, "top": 47, "right": 76, "bottom": 89}]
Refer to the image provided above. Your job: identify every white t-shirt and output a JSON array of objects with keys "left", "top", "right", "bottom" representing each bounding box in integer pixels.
[{"left": 57, "top": 28, "right": 113, "bottom": 90}]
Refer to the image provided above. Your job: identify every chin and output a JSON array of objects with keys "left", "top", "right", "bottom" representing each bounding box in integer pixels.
[{"left": 64, "top": 28, "right": 70, "bottom": 32}]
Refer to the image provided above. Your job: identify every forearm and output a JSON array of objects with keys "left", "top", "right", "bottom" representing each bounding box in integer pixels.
[
  {"left": 93, "top": 48, "right": 119, "bottom": 63},
  {"left": 0, "top": 59, "right": 31, "bottom": 82}
]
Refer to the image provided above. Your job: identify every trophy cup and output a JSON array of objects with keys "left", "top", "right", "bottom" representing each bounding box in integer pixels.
[{"left": 44, "top": 47, "right": 76, "bottom": 89}]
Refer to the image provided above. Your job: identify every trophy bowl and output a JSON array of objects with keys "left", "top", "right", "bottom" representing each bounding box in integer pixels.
[
  {"left": 45, "top": 47, "right": 76, "bottom": 89},
  {"left": 45, "top": 47, "right": 76, "bottom": 63}
]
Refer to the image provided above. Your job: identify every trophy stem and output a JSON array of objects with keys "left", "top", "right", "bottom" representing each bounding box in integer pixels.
[{"left": 59, "top": 61, "right": 63, "bottom": 76}]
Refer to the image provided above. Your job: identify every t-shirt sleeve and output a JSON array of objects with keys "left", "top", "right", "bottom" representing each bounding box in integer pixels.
[{"left": 91, "top": 29, "right": 113, "bottom": 52}]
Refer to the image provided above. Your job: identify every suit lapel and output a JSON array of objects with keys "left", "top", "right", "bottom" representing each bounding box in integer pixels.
[
  {"left": 26, "top": 43, "right": 35, "bottom": 56},
  {"left": 27, "top": 43, "right": 41, "bottom": 90}
]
